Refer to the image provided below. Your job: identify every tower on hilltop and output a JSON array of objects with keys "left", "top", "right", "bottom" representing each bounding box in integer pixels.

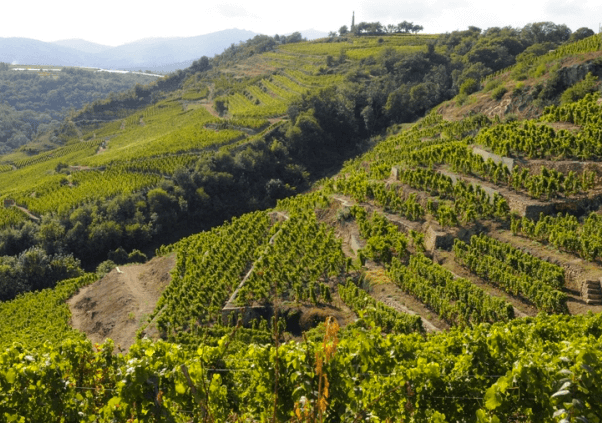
[{"left": 351, "top": 12, "right": 355, "bottom": 31}]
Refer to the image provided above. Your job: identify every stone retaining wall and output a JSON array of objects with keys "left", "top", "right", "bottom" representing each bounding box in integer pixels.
[{"left": 472, "top": 146, "right": 515, "bottom": 171}]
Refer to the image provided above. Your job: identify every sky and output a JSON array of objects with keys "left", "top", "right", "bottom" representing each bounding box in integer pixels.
[{"left": 2, "top": 0, "right": 601, "bottom": 46}]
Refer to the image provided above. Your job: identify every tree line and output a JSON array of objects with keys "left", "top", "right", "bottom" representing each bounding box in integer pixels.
[{"left": 335, "top": 21, "right": 424, "bottom": 37}]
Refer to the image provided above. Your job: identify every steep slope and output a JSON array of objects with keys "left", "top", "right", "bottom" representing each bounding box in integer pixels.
[
  {"left": 1, "top": 30, "right": 601, "bottom": 301},
  {"left": 68, "top": 255, "right": 175, "bottom": 353},
  {"left": 1, "top": 29, "right": 602, "bottom": 423}
]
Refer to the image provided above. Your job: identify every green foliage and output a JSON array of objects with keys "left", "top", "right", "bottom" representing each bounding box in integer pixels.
[
  {"left": 154, "top": 211, "right": 272, "bottom": 338},
  {"left": 483, "top": 78, "right": 502, "bottom": 92},
  {"left": 560, "top": 72, "right": 599, "bottom": 104},
  {"left": 491, "top": 85, "right": 508, "bottom": 100},
  {"left": 454, "top": 235, "right": 567, "bottom": 313},
  {"left": 513, "top": 211, "right": 602, "bottom": 262},
  {"left": 339, "top": 280, "right": 423, "bottom": 333},
  {"left": 531, "top": 62, "right": 548, "bottom": 78},
  {"left": 96, "top": 260, "right": 116, "bottom": 277},
  {"left": 478, "top": 95, "right": 602, "bottom": 162},
  {"left": 0, "top": 247, "right": 83, "bottom": 301},
  {"left": 0, "top": 68, "right": 157, "bottom": 153},
  {"left": 0, "top": 273, "right": 96, "bottom": 349},
  {"left": 512, "top": 81, "right": 525, "bottom": 95},
  {"left": 0, "top": 207, "right": 27, "bottom": 230},
  {"left": 389, "top": 253, "right": 515, "bottom": 326},
  {"left": 239, "top": 200, "right": 346, "bottom": 305},
  {"left": 483, "top": 32, "right": 602, "bottom": 83},
  {"left": 127, "top": 249, "right": 147, "bottom": 264},
  {"left": 350, "top": 205, "right": 409, "bottom": 264},
  {"left": 2, "top": 29, "right": 602, "bottom": 421},
  {"left": 456, "top": 78, "right": 479, "bottom": 105},
  {"left": 0, "top": 314, "right": 599, "bottom": 421}
]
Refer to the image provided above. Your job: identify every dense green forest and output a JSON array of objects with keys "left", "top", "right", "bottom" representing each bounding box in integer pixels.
[{"left": 1, "top": 21, "right": 602, "bottom": 422}]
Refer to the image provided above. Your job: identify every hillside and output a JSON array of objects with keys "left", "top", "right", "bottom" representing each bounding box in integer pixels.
[
  {"left": 0, "top": 26, "right": 602, "bottom": 422},
  {"left": 0, "top": 65, "right": 160, "bottom": 155}
]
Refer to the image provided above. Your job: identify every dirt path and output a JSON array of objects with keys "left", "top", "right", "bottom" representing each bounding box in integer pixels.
[
  {"left": 370, "top": 283, "right": 448, "bottom": 332},
  {"left": 200, "top": 102, "right": 221, "bottom": 118},
  {"left": 14, "top": 205, "right": 39, "bottom": 221},
  {"left": 268, "top": 116, "right": 286, "bottom": 125},
  {"left": 68, "top": 254, "right": 175, "bottom": 353}
]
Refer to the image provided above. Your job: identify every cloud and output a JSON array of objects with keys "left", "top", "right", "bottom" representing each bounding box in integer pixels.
[{"left": 544, "top": 0, "right": 585, "bottom": 16}]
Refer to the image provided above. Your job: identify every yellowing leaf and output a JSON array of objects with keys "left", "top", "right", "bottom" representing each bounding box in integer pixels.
[{"left": 175, "top": 382, "right": 186, "bottom": 394}]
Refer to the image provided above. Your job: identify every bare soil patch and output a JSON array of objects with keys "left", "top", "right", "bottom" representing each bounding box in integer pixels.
[
  {"left": 15, "top": 205, "right": 39, "bottom": 221},
  {"left": 437, "top": 91, "right": 542, "bottom": 122},
  {"left": 279, "top": 296, "right": 357, "bottom": 337},
  {"left": 369, "top": 283, "right": 448, "bottom": 332},
  {"left": 68, "top": 254, "right": 176, "bottom": 353},
  {"left": 200, "top": 102, "right": 221, "bottom": 118}
]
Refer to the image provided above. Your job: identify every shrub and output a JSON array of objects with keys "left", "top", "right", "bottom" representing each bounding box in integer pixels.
[
  {"left": 128, "top": 249, "right": 148, "bottom": 263},
  {"left": 491, "top": 86, "right": 508, "bottom": 100},
  {"left": 459, "top": 78, "right": 479, "bottom": 96},
  {"left": 560, "top": 72, "right": 599, "bottom": 104},
  {"left": 455, "top": 93, "right": 468, "bottom": 106},
  {"left": 96, "top": 260, "right": 116, "bottom": 277},
  {"left": 510, "top": 62, "right": 530, "bottom": 81},
  {"left": 531, "top": 63, "right": 548, "bottom": 78},
  {"left": 512, "top": 82, "right": 526, "bottom": 96},
  {"left": 483, "top": 79, "right": 502, "bottom": 92},
  {"left": 108, "top": 247, "right": 128, "bottom": 264}
]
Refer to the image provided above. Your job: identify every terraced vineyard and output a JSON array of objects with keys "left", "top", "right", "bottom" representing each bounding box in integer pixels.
[
  {"left": 1, "top": 27, "right": 602, "bottom": 422},
  {"left": 277, "top": 34, "right": 438, "bottom": 57}
]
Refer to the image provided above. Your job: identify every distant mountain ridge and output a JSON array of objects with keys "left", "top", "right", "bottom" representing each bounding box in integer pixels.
[
  {"left": 0, "top": 29, "right": 259, "bottom": 71},
  {"left": 51, "top": 39, "right": 112, "bottom": 54}
]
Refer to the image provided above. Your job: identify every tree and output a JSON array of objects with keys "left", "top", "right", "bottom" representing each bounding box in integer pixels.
[
  {"left": 569, "top": 27, "right": 595, "bottom": 42},
  {"left": 190, "top": 56, "right": 210, "bottom": 73},
  {"left": 411, "top": 24, "right": 424, "bottom": 34},
  {"left": 36, "top": 216, "right": 66, "bottom": 255},
  {"left": 214, "top": 99, "right": 227, "bottom": 116},
  {"left": 521, "top": 22, "right": 572, "bottom": 45},
  {"left": 516, "top": 42, "right": 557, "bottom": 62},
  {"left": 397, "top": 21, "right": 414, "bottom": 33},
  {"left": 466, "top": 44, "right": 513, "bottom": 72},
  {"left": 284, "top": 32, "right": 304, "bottom": 44},
  {"left": 339, "top": 25, "right": 348, "bottom": 36}
]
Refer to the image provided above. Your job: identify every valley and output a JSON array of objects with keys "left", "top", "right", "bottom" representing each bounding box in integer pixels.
[{"left": 1, "top": 26, "right": 602, "bottom": 422}]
